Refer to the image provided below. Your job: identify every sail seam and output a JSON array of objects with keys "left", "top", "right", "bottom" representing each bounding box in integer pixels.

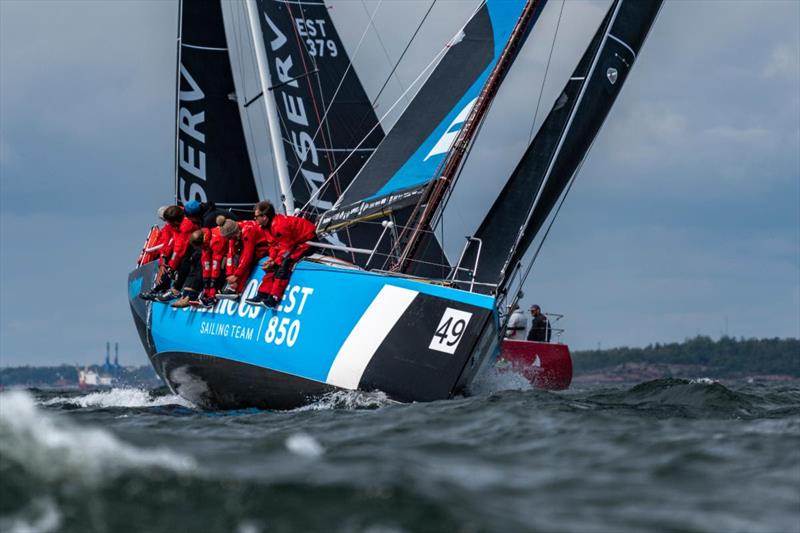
[{"left": 181, "top": 43, "right": 228, "bottom": 52}]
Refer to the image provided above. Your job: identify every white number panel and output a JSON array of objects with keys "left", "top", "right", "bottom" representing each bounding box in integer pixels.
[{"left": 429, "top": 308, "right": 473, "bottom": 354}]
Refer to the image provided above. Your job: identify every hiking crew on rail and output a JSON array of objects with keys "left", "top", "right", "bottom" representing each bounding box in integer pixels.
[{"left": 138, "top": 199, "right": 316, "bottom": 309}]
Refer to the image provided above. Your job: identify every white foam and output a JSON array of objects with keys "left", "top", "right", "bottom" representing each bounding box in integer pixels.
[
  {"left": 285, "top": 432, "right": 325, "bottom": 458},
  {"left": 690, "top": 378, "right": 719, "bottom": 385},
  {"left": 0, "top": 390, "right": 196, "bottom": 483},
  {"left": 469, "top": 366, "right": 533, "bottom": 395},
  {"left": 236, "top": 521, "right": 263, "bottom": 533},
  {"left": 292, "top": 390, "right": 397, "bottom": 411},
  {"left": 41, "top": 388, "right": 195, "bottom": 409},
  {"left": 0, "top": 498, "right": 62, "bottom": 533}
]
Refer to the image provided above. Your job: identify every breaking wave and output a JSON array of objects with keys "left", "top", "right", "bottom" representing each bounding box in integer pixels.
[
  {"left": 583, "top": 378, "right": 775, "bottom": 418},
  {"left": 292, "top": 390, "right": 398, "bottom": 411},
  {"left": 469, "top": 366, "right": 533, "bottom": 395},
  {"left": 0, "top": 498, "right": 62, "bottom": 533},
  {"left": 0, "top": 390, "right": 196, "bottom": 485},
  {"left": 40, "top": 387, "right": 196, "bottom": 410}
]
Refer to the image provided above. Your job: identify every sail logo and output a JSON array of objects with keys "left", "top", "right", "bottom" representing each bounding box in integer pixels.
[
  {"left": 262, "top": 10, "right": 332, "bottom": 212},
  {"left": 177, "top": 65, "right": 208, "bottom": 203},
  {"left": 424, "top": 98, "right": 477, "bottom": 162}
]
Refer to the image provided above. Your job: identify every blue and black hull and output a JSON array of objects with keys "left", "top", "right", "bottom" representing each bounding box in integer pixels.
[{"left": 128, "top": 260, "right": 500, "bottom": 409}]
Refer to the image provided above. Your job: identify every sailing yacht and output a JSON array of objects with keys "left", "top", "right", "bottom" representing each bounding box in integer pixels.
[{"left": 128, "top": 0, "right": 663, "bottom": 409}]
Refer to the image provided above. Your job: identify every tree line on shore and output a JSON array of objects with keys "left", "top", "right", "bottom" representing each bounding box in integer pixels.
[{"left": 572, "top": 335, "right": 799, "bottom": 377}]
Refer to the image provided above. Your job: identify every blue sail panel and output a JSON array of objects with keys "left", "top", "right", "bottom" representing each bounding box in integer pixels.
[
  {"left": 319, "top": 0, "right": 532, "bottom": 231},
  {"left": 372, "top": 0, "right": 528, "bottom": 199}
]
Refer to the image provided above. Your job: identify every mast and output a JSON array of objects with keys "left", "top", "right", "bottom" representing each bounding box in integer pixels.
[
  {"left": 394, "top": 0, "right": 542, "bottom": 272},
  {"left": 244, "top": 0, "right": 295, "bottom": 215},
  {"left": 173, "top": 0, "right": 184, "bottom": 204}
]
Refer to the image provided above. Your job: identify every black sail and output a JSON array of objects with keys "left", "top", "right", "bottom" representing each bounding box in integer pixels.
[
  {"left": 462, "top": 0, "right": 663, "bottom": 295},
  {"left": 251, "top": 0, "right": 384, "bottom": 218},
  {"left": 176, "top": 0, "right": 259, "bottom": 206}
]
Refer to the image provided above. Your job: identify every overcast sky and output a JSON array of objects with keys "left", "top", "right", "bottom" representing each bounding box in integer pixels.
[{"left": 1, "top": 0, "right": 798, "bottom": 367}]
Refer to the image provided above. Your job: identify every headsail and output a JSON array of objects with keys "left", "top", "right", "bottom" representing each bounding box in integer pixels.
[
  {"left": 460, "top": 0, "right": 663, "bottom": 295},
  {"left": 249, "top": 0, "right": 385, "bottom": 219},
  {"left": 318, "top": 0, "right": 536, "bottom": 231},
  {"left": 176, "top": 0, "right": 259, "bottom": 206}
]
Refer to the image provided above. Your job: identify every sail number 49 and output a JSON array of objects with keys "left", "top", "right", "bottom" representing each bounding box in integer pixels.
[{"left": 429, "top": 308, "right": 472, "bottom": 354}]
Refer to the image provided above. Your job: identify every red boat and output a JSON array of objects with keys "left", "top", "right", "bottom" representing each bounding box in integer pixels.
[{"left": 498, "top": 340, "right": 573, "bottom": 390}]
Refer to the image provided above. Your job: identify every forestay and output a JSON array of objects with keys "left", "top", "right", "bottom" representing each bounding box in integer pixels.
[
  {"left": 249, "top": 0, "right": 385, "bottom": 218},
  {"left": 318, "top": 0, "right": 532, "bottom": 231},
  {"left": 457, "top": 0, "right": 664, "bottom": 295}
]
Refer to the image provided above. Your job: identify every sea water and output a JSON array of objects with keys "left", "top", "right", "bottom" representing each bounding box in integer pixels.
[{"left": 1, "top": 375, "right": 798, "bottom": 533}]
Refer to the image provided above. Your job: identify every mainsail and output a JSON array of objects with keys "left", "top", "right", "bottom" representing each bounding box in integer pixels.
[
  {"left": 249, "top": 0, "right": 385, "bottom": 218},
  {"left": 176, "top": 0, "right": 259, "bottom": 206},
  {"left": 458, "top": 0, "right": 663, "bottom": 295},
  {"left": 318, "top": 0, "right": 539, "bottom": 231}
]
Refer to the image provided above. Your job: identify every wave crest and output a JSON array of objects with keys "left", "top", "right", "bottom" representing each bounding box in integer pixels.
[
  {"left": 0, "top": 390, "right": 196, "bottom": 485},
  {"left": 41, "top": 387, "right": 196, "bottom": 409},
  {"left": 587, "top": 378, "right": 759, "bottom": 416},
  {"left": 293, "top": 390, "right": 397, "bottom": 411}
]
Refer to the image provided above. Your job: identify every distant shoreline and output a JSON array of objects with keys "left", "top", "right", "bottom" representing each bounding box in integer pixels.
[{"left": 572, "top": 335, "right": 799, "bottom": 383}]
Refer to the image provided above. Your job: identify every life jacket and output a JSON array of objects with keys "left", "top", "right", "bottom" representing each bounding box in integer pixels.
[{"left": 137, "top": 226, "right": 161, "bottom": 266}]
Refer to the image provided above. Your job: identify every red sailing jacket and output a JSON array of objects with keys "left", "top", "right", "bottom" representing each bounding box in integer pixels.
[
  {"left": 268, "top": 214, "right": 317, "bottom": 264},
  {"left": 227, "top": 220, "right": 272, "bottom": 281},
  {"left": 158, "top": 222, "right": 180, "bottom": 264},
  {"left": 201, "top": 227, "right": 227, "bottom": 280},
  {"left": 168, "top": 217, "right": 201, "bottom": 270}
]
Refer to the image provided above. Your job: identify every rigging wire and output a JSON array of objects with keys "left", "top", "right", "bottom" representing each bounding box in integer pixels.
[
  {"left": 360, "top": 0, "right": 408, "bottom": 105},
  {"left": 298, "top": 40, "right": 451, "bottom": 214},
  {"left": 435, "top": 0, "right": 563, "bottom": 278},
  {"left": 293, "top": 2, "right": 357, "bottom": 257},
  {"left": 283, "top": 0, "right": 384, "bottom": 198},
  {"left": 528, "top": 0, "right": 565, "bottom": 143},
  {"left": 304, "top": 0, "right": 485, "bottom": 215},
  {"left": 507, "top": 136, "right": 597, "bottom": 319},
  {"left": 230, "top": 1, "right": 276, "bottom": 204}
]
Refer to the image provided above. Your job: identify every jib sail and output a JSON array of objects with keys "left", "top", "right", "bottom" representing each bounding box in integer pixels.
[
  {"left": 175, "top": 0, "right": 259, "bottom": 207},
  {"left": 460, "top": 0, "right": 663, "bottom": 295},
  {"left": 318, "top": 0, "right": 533, "bottom": 232},
  {"left": 249, "top": 0, "right": 385, "bottom": 219}
]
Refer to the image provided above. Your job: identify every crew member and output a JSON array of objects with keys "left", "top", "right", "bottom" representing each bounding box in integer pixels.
[
  {"left": 139, "top": 205, "right": 184, "bottom": 301},
  {"left": 198, "top": 216, "right": 229, "bottom": 307},
  {"left": 170, "top": 230, "right": 206, "bottom": 308},
  {"left": 246, "top": 200, "right": 316, "bottom": 308},
  {"left": 194, "top": 200, "right": 240, "bottom": 229},
  {"left": 157, "top": 200, "right": 203, "bottom": 302},
  {"left": 504, "top": 303, "right": 528, "bottom": 339},
  {"left": 216, "top": 217, "right": 272, "bottom": 299},
  {"left": 527, "top": 304, "right": 551, "bottom": 342}
]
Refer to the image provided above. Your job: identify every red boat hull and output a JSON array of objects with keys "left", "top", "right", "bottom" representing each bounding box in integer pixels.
[{"left": 499, "top": 340, "right": 573, "bottom": 390}]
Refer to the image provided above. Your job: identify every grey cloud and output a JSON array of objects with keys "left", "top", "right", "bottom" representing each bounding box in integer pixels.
[{"left": 0, "top": 0, "right": 797, "bottom": 366}]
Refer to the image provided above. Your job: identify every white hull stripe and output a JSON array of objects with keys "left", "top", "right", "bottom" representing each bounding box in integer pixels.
[{"left": 326, "top": 285, "right": 418, "bottom": 390}]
